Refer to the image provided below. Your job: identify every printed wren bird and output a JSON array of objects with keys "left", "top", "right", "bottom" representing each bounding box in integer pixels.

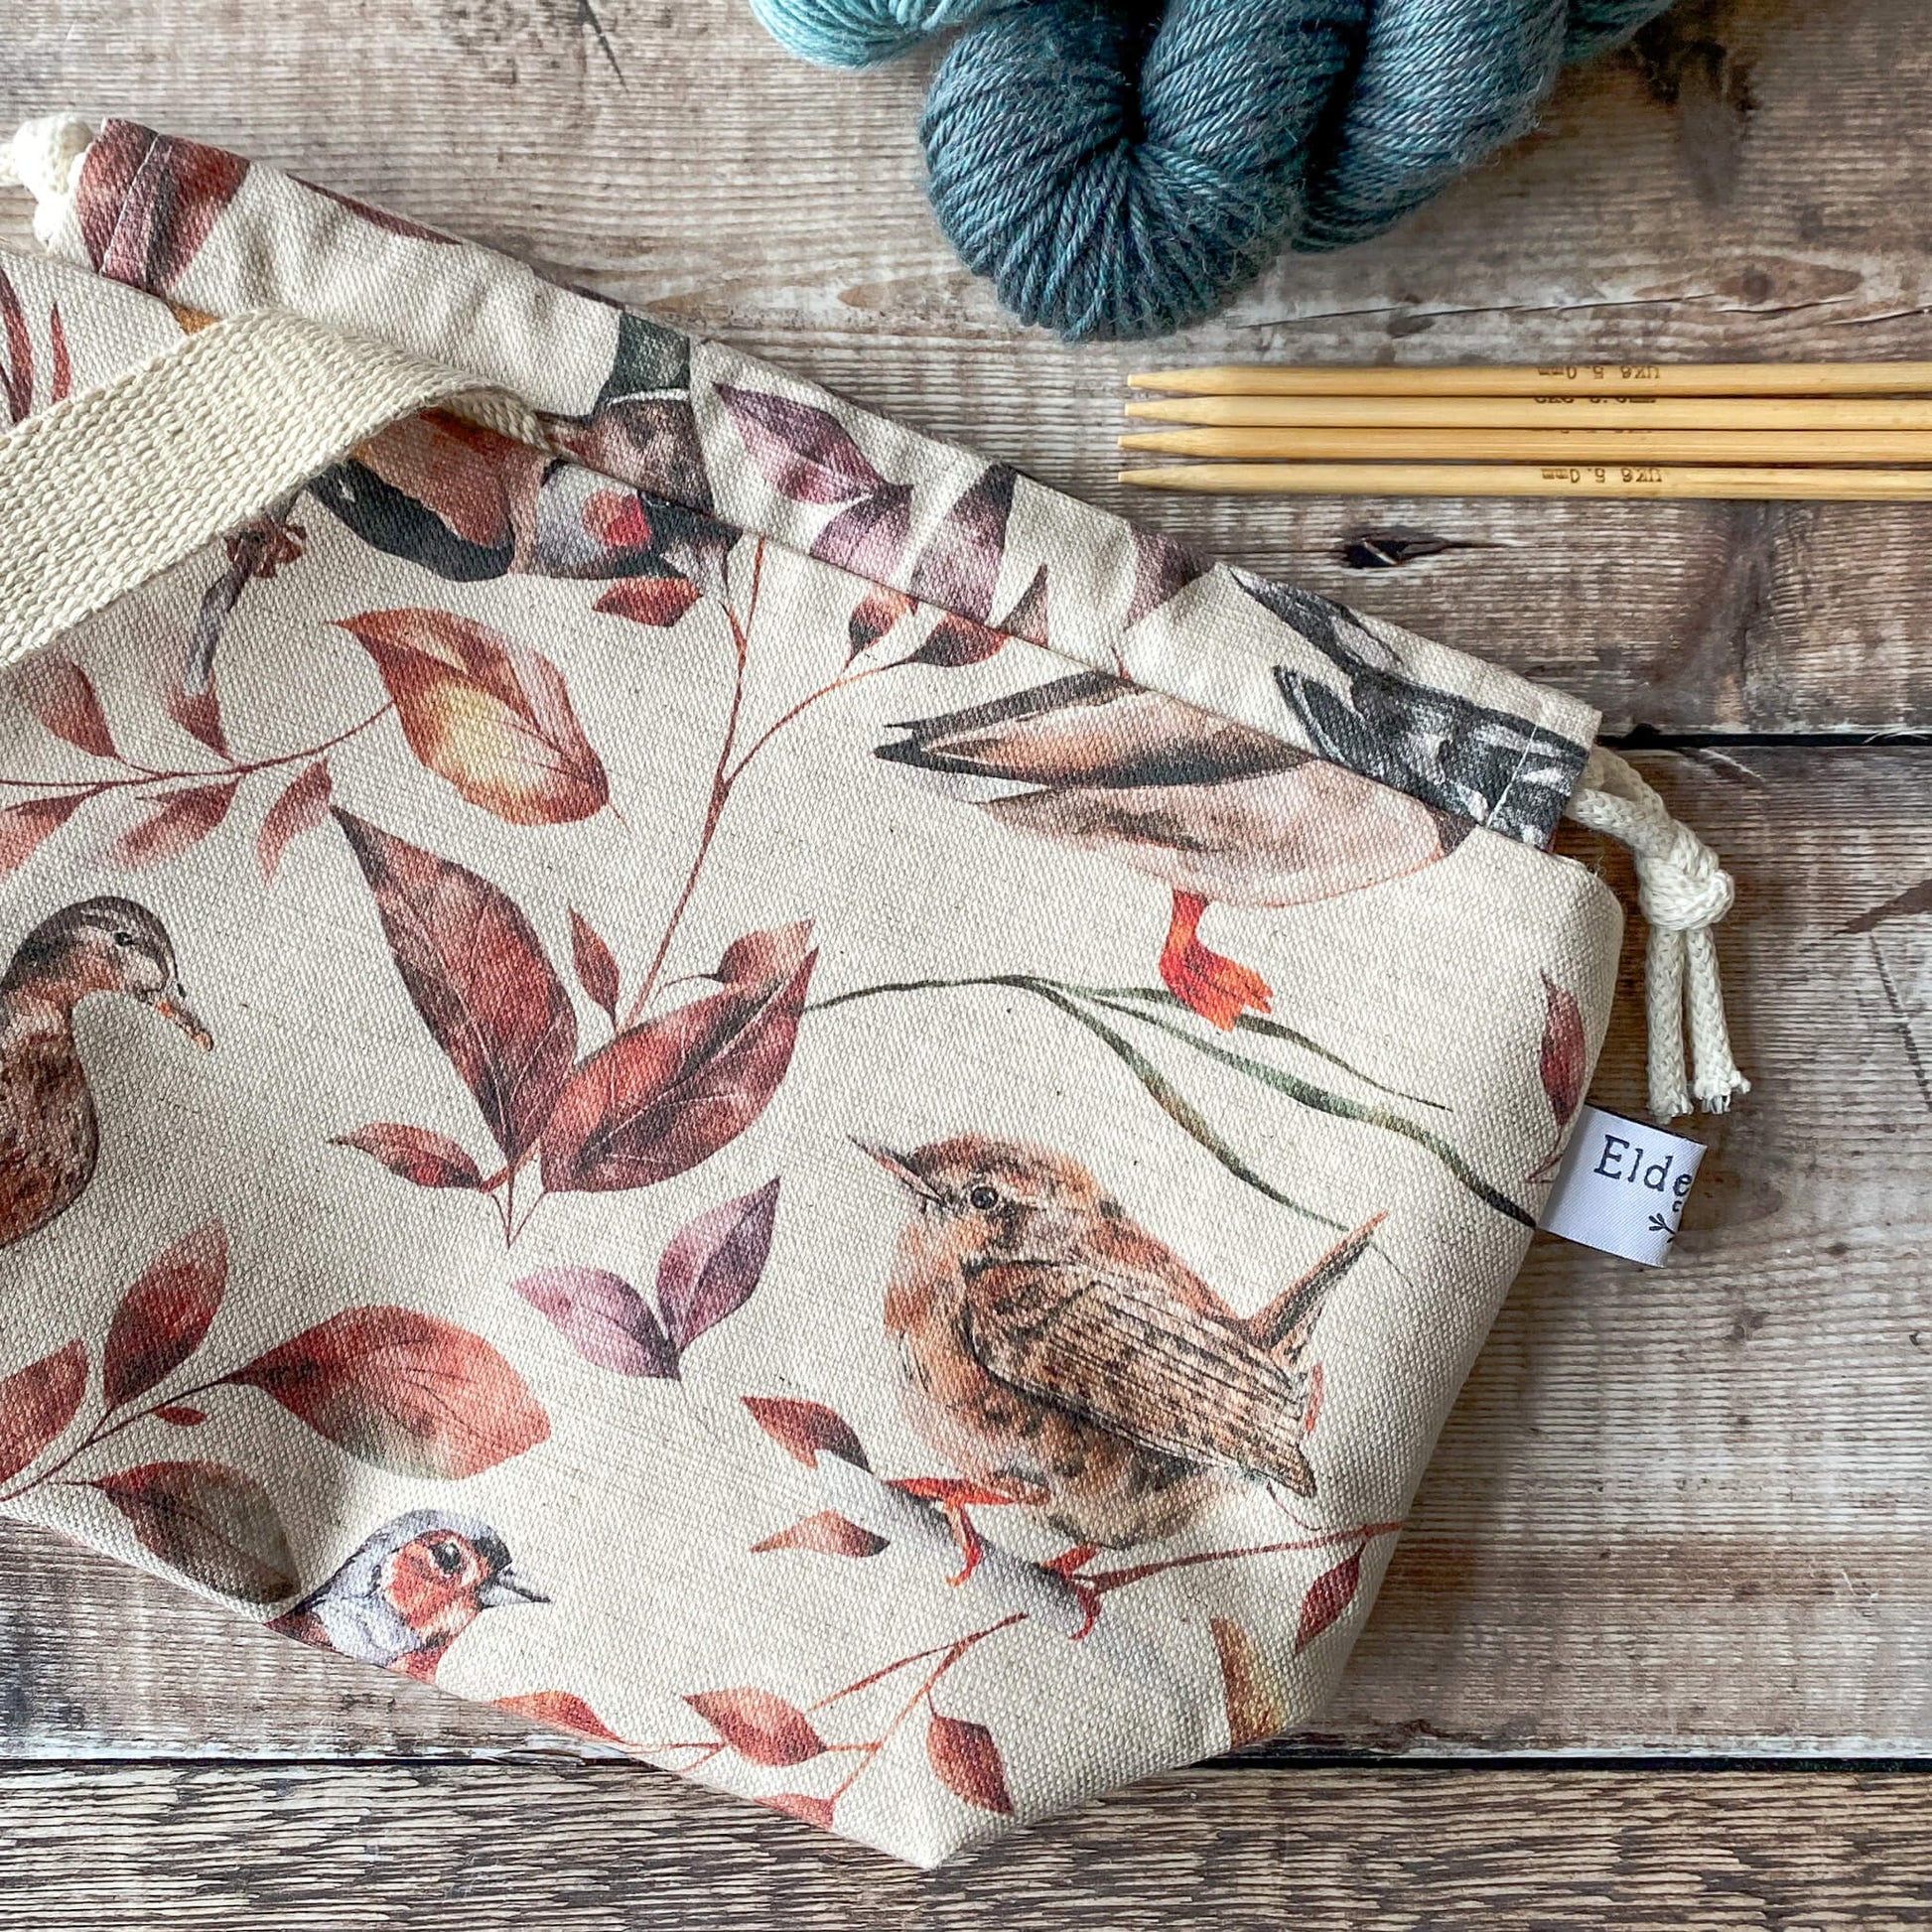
[
  {"left": 875, "top": 670, "right": 1464, "bottom": 1033},
  {"left": 861, "top": 1136, "right": 1376, "bottom": 1551},
  {"left": 1, "top": 897, "right": 212, "bottom": 1250},
  {"left": 268, "top": 1510, "right": 546, "bottom": 1682}
]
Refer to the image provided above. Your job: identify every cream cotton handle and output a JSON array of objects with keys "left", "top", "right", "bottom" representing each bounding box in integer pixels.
[
  {"left": 1565, "top": 746, "right": 1748, "bottom": 1123},
  {"left": 0, "top": 303, "right": 549, "bottom": 669}
]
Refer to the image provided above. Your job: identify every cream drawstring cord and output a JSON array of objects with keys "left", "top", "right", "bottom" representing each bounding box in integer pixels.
[
  {"left": 0, "top": 114, "right": 92, "bottom": 246},
  {"left": 1565, "top": 746, "right": 1748, "bottom": 1124}
]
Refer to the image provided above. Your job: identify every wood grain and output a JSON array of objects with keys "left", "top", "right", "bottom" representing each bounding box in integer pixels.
[
  {"left": 1, "top": 1761, "right": 1929, "bottom": 1926},
  {"left": 0, "top": 0, "right": 1928, "bottom": 1904},
  {"left": 3, "top": 1, "right": 1932, "bottom": 731},
  {"left": 2, "top": 749, "right": 1926, "bottom": 1764}
]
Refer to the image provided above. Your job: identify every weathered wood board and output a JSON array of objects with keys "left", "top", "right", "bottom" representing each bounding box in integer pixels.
[
  {"left": 1, "top": 0, "right": 1929, "bottom": 1913},
  {"left": 2, "top": 1762, "right": 1929, "bottom": 1928}
]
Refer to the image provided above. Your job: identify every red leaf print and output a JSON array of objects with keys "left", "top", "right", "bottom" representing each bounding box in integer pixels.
[
  {"left": 509, "top": 1266, "right": 678, "bottom": 1379},
  {"left": 758, "top": 1792, "right": 836, "bottom": 1832},
  {"left": 716, "top": 385, "right": 890, "bottom": 505},
  {"left": 997, "top": 564, "right": 1049, "bottom": 646},
  {"left": 909, "top": 466, "right": 1016, "bottom": 623},
  {"left": 1302, "top": 1360, "right": 1325, "bottom": 1436},
  {"left": 76, "top": 121, "right": 249, "bottom": 291},
  {"left": 493, "top": 1691, "right": 623, "bottom": 1742},
  {"left": 890, "top": 1476, "right": 1029, "bottom": 1508},
  {"left": 48, "top": 303, "right": 70, "bottom": 403},
  {"left": 0, "top": 1340, "right": 87, "bottom": 1485},
  {"left": 1210, "top": 1616, "right": 1287, "bottom": 1748},
  {"left": 331, "top": 1123, "right": 486, "bottom": 1190},
  {"left": 1126, "top": 525, "right": 1206, "bottom": 626},
  {"left": 847, "top": 585, "right": 915, "bottom": 660},
  {"left": 336, "top": 609, "right": 608, "bottom": 825},
  {"left": 101, "top": 1221, "right": 226, "bottom": 1412},
  {"left": 333, "top": 811, "right": 577, "bottom": 1162},
  {"left": 257, "top": 760, "right": 333, "bottom": 883},
  {"left": 0, "top": 793, "right": 86, "bottom": 880},
  {"left": 750, "top": 1511, "right": 887, "bottom": 1558},
  {"left": 712, "top": 919, "right": 813, "bottom": 990},
  {"left": 742, "top": 1396, "right": 869, "bottom": 1470},
  {"left": 1538, "top": 971, "right": 1587, "bottom": 1131},
  {"left": 155, "top": 1406, "right": 207, "bottom": 1428},
  {"left": 0, "top": 262, "right": 30, "bottom": 424},
  {"left": 569, "top": 908, "right": 621, "bottom": 1024},
  {"left": 164, "top": 678, "right": 230, "bottom": 761},
  {"left": 112, "top": 779, "right": 238, "bottom": 868},
  {"left": 684, "top": 1687, "right": 824, "bottom": 1767},
  {"left": 223, "top": 1306, "right": 550, "bottom": 1478},
  {"left": 15, "top": 655, "right": 118, "bottom": 759},
  {"left": 90, "top": 1460, "right": 296, "bottom": 1604},
  {"left": 1294, "top": 1549, "right": 1363, "bottom": 1653},
  {"left": 656, "top": 1177, "right": 779, "bottom": 1353},
  {"left": 925, "top": 1711, "right": 1014, "bottom": 1815},
  {"left": 539, "top": 948, "right": 814, "bottom": 1195},
  {"left": 907, "top": 614, "right": 1005, "bottom": 670},
  {"left": 593, "top": 577, "right": 703, "bottom": 627},
  {"left": 810, "top": 485, "right": 912, "bottom": 579}
]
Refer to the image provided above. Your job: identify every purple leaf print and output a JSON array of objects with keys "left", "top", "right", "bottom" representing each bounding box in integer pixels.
[
  {"left": 1126, "top": 526, "right": 1206, "bottom": 626},
  {"left": 909, "top": 466, "right": 1016, "bottom": 623},
  {"left": 906, "top": 615, "right": 1005, "bottom": 670},
  {"left": 998, "top": 564, "right": 1049, "bottom": 646},
  {"left": 809, "top": 484, "right": 912, "bottom": 579},
  {"left": 569, "top": 907, "right": 621, "bottom": 1024},
  {"left": 716, "top": 385, "right": 888, "bottom": 505},
  {"left": 656, "top": 1178, "right": 780, "bottom": 1352},
  {"left": 511, "top": 1266, "right": 678, "bottom": 1379}
]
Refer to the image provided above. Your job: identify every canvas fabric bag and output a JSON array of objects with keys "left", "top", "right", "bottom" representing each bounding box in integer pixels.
[{"left": 0, "top": 116, "right": 1744, "bottom": 1865}]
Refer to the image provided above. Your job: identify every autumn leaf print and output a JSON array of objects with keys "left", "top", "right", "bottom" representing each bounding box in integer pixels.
[
  {"left": 493, "top": 1691, "right": 624, "bottom": 1743},
  {"left": 810, "top": 486, "right": 913, "bottom": 579},
  {"left": 91, "top": 1460, "right": 298, "bottom": 1604},
  {"left": 0, "top": 795, "right": 86, "bottom": 880},
  {"left": 716, "top": 385, "right": 890, "bottom": 505},
  {"left": 76, "top": 121, "right": 248, "bottom": 292},
  {"left": 926, "top": 1711, "right": 1014, "bottom": 1815},
  {"left": 1126, "top": 526, "right": 1206, "bottom": 627},
  {"left": 684, "top": 1688, "right": 825, "bottom": 1767},
  {"left": 0, "top": 1340, "right": 87, "bottom": 1485},
  {"left": 1210, "top": 1616, "right": 1288, "bottom": 1747},
  {"left": 0, "top": 263, "right": 31, "bottom": 425},
  {"left": 112, "top": 779, "right": 239, "bottom": 868},
  {"left": 509, "top": 1266, "right": 678, "bottom": 1379},
  {"left": 222, "top": 1306, "right": 550, "bottom": 1479},
  {"left": 329, "top": 1124, "right": 486, "bottom": 1190},
  {"left": 742, "top": 1396, "right": 869, "bottom": 1470},
  {"left": 1530, "top": 971, "right": 1589, "bottom": 1179},
  {"left": 100, "top": 1221, "right": 226, "bottom": 1412},
  {"left": 511, "top": 1178, "right": 778, "bottom": 1374},
  {"left": 750, "top": 1512, "right": 888, "bottom": 1558},
  {"left": 336, "top": 609, "right": 608, "bottom": 825},
  {"left": 539, "top": 939, "right": 814, "bottom": 1194},
  {"left": 568, "top": 908, "right": 621, "bottom": 1024},
  {"left": 847, "top": 587, "right": 915, "bottom": 660},
  {"left": 593, "top": 577, "right": 703, "bottom": 627},
  {"left": 1295, "top": 1548, "right": 1363, "bottom": 1652},
  {"left": 909, "top": 465, "right": 1016, "bottom": 624},
  {"left": 15, "top": 655, "right": 118, "bottom": 759},
  {"left": 256, "top": 760, "right": 334, "bottom": 883},
  {"left": 333, "top": 811, "right": 578, "bottom": 1163}
]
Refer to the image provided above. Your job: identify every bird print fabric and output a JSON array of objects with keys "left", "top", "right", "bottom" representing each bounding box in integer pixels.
[{"left": 0, "top": 128, "right": 1627, "bottom": 1867}]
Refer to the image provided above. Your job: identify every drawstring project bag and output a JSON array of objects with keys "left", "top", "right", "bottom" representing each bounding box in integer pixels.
[{"left": 0, "top": 116, "right": 1742, "bottom": 1866}]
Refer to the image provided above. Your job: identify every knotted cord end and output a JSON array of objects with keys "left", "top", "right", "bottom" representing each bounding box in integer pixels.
[
  {"left": 1566, "top": 746, "right": 1748, "bottom": 1125},
  {"left": 0, "top": 115, "right": 94, "bottom": 247}
]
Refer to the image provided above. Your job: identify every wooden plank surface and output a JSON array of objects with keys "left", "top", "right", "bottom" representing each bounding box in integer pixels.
[
  {"left": 2, "top": 0, "right": 1930, "bottom": 1908},
  {"left": 2, "top": 1762, "right": 1929, "bottom": 1928}
]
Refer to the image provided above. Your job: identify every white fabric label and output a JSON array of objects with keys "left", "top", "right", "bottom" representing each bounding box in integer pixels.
[{"left": 1539, "top": 1105, "right": 1707, "bottom": 1267}]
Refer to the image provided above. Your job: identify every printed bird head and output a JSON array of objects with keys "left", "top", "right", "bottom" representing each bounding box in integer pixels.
[
  {"left": 856, "top": 1135, "right": 1109, "bottom": 1266},
  {"left": 272, "top": 1508, "right": 546, "bottom": 1680},
  {"left": 2, "top": 897, "right": 211, "bottom": 1048}
]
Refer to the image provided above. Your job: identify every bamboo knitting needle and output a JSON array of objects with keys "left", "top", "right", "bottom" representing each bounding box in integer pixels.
[
  {"left": 1119, "top": 426, "right": 1932, "bottom": 464},
  {"left": 1117, "top": 462, "right": 1932, "bottom": 499},
  {"left": 1129, "top": 361, "right": 1932, "bottom": 397},
  {"left": 1124, "top": 394, "right": 1932, "bottom": 430}
]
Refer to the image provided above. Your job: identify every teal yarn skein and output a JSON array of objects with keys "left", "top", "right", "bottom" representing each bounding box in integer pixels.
[{"left": 752, "top": 0, "right": 1679, "bottom": 340}]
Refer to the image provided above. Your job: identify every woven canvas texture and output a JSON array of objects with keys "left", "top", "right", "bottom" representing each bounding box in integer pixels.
[{"left": 0, "top": 127, "right": 1621, "bottom": 1866}]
